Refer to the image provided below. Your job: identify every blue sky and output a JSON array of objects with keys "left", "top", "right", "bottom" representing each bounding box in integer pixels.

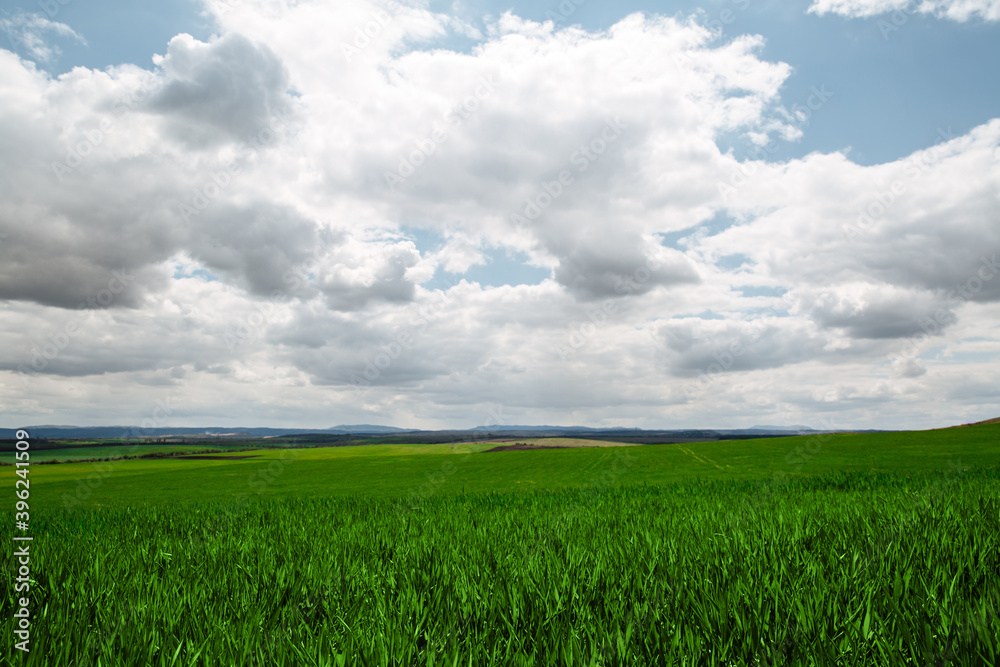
[
  {"left": 6, "top": 0, "right": 999, "bottom": 288},
  {"left": 1, "top": 0, "right": 998, "bottom": 430},
  {"left": 12, "top": 0, "right": 1000, "bottom": 167}
]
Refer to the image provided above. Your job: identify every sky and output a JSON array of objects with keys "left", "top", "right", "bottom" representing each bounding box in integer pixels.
[{"left": 0, "top": 0, "right": 998, "bottom": 431}]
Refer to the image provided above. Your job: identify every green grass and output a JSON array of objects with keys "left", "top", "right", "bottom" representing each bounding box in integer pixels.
[
  {"left": 1, "top": 425, "right": 998, "bottom": 665},
  {"left": 0, "top": 443, "right": 259, "bottom": 465},
  {"left": 7, "top": 425, "right": 998, "bottom": 509}
]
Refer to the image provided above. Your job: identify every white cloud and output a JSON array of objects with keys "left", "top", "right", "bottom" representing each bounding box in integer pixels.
[
  {"left": 0, "top": 0, "right": 997, "bottom": 430},
  {"left": 808, "top": 0, "right": 1000, "bottom": 21},
  {"left": 0, "top": 11, "right": 85, "bottom": 63},
  {"left": 146, "top": 33, "right": 294, "bottom": 148}
]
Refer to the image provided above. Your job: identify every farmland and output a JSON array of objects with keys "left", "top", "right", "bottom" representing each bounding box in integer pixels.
[
  {"left": 0, "top": 441, "right": 262, "bottom": 466},
  {"left": 1, "top": 424, "right": 999, "bottom": 665}
]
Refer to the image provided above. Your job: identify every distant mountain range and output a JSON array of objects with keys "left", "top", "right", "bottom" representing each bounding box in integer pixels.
[
  {"left": 749, "top": 425, "right": 816, "bottom": 432},
  {"left": 0, "top": 424, "right": 415, "bottom": 439},
  {"left": 1, "top": 423, "right": 874, "bottom": 441},
  {"left": 330, "top": 424, "right": 411, "bottom": 433},
  {"left": 6, "top": 418, "right": 996, "bottom": 447},
  {"left": 473, "top": 424, "right": 823, "bottom": 433}
]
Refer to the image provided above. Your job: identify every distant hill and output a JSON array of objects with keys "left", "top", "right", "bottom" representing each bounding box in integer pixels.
[
  {"left": 953, "top": 417, "right": 1000, "bottom": 427},
  {"left": 329, "top": 424, "right": 409, "bottom": 433},
  {"left": 0, "top": 425, "right": 413, "bottom": 439},
  {"left": 1, "top": 423, "right": 889, "bottom": 442},
  {"left": 471, "top": 424, "right": 604, "bottom": 432}
]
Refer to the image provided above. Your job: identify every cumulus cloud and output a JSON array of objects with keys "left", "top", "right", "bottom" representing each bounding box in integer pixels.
[
  {"left": 0, "top": 0, "right": 998, "bottom": 430},
  {"left": 791, "top": 284, "right": 956, "bottom": 339},
  {"left": 649, "top": 316, "right": 829, "bottom": 377},
  {"left": 699, "top": 120, "right": 1000, "bottom": 306},
  {"left": 316, "top": 237, "right": 421, "bottom": 310},
  {"left": 186, "top": 202, "right": 324, "bottom": 296},
  {"left": 552, "top": 242, "right": 699, "bottom": 301},
  {"left": 145, "top": 33, "right": 295, "bottom": 148}
]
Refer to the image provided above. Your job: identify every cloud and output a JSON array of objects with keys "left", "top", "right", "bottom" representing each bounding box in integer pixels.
[
  {"left": 316, "top": 237, "right": 421, "bottom": 310},
  {"left": 698, "top": 120, "right": 1000, "bottom": 306},
  {"left": 891, "top": 356, "right": 927, "bottom": 378},
  {"left": 0, "top": 1, "right": 998, "bottom": 430},
  {"left": 551, "top": 242, "right": 699, "bottom": 301},
  {"left": 808, "top": 0, "right": 1000, "bottom": 21},
  {"left": 649, "top": 316, "right": 829, "bottom": 377},
  {"left": 791, "top": 283, "right": 956, "bottom": 339},
  {"left": 186, "top": 201, "right": 324, "bottom": 297},
  {"left": 145, "top": 33, "right": 295, "bottom": 148},
  {"left": 0, "top": 11, "right": 85, "bottom": 63}
]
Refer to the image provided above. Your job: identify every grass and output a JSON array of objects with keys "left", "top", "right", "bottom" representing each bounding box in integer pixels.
[
  {"left": 1, "top": 425, "right": 998, "bottom": 665},
  {"left": 7, "top": 425, "right": 998, "bottom": 509},
  {"left": 0, "top": 443, "right": 254, "bottom": 465}
]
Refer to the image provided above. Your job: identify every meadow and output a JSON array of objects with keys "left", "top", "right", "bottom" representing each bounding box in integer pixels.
[
  {"left": 0, "top": 441, "right": 261, "bottom": 465},
  {"left": 1, "top": 425, "right": 998, "bottom": 665}
]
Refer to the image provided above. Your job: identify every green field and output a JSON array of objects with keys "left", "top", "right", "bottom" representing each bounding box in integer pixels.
[
  {"left": 10, "top": 427, "right": 1000, "bottom": 509},
  {"left": 0, "top": 442, "right": 264, "bottom": 465},
  {"left": 1, "top": 425, "right": 999, "bottom": 665}
]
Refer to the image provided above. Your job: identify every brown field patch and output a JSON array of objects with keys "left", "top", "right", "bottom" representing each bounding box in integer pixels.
[
  {"left": 176, "top": 455, "right": 260, "bottom": 460},
  {"left": 482, "top": 443, "right": 570, "bottom": 453},
  {"left": 481, "top": 438, "right": 639, "bottom": 453}
]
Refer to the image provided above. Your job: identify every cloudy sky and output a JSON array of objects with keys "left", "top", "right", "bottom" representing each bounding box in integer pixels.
[{"left": 1, "top": 0, "right": 998, "bottom": 431}]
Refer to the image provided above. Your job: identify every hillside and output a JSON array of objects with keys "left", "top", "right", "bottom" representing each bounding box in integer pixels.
[{"left": 954, "top": 416, "right": 1000, "bottom": 427}]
